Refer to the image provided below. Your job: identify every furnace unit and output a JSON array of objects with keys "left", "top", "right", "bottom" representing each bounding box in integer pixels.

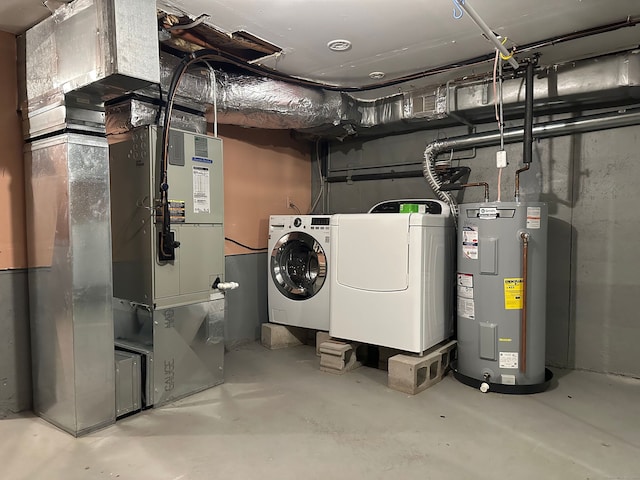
[{"left": 109, "top": 126, "right": 226, "bottom": 409}]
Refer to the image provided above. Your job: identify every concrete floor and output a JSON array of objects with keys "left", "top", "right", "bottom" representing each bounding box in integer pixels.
[{"left": 1, "top": 343, "right": 639, "bottom": 480}]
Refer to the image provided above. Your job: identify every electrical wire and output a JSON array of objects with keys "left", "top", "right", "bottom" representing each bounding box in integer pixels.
[
  {"left": 309, "top": 139, "right": 325, "bottom": 214},
  {"left": 225, "top": 237, "right": 268, "bottom": 251},
  {"left": 493, "top": 44, "right": 507, "bottom": 203},
  {"left": 161, "top": 15, "right": 640, "bottom": 96},
  {"left": 159, "top": 51, "right": 225, "bottom": 260},
  {"left": 493, "top": 49, "right": 500, "bottom": 125},
  {"left": 165, "top": 41, "right": 491, "bottom": 93},
  {"left": 154, "top": 83, "right": 163, "bottom": 125},
  {"left": 203, "top": 61, "right": 218, "bottom": 137},
  {"left": 499, "top": 57, "right": 505, "bottom": 151},
  {"left": 288, "top": 202, "right": 301, "bottom": 214}
]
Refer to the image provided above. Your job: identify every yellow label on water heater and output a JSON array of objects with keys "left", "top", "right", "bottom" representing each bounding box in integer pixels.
[{"left": 504, "top": 278, "right": 523, "bottom": 310}]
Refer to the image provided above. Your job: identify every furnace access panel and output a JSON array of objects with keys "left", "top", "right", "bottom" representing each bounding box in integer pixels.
[{"left": 110, "top": 126, "right": 224, "bottom": 308}]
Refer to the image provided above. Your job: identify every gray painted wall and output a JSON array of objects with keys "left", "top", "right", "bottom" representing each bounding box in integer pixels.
[
  {"left": 224, "top": 253, "right": 269, "bottom": 348},
  {"left": 0, "top": 269, "right": 31, "bottom": 416},
  {"left": 323, "top": 120, "right": 640, "bottom": 378},
  {"left": 0, "top": 253, "right": 270, "bottom": 415}
]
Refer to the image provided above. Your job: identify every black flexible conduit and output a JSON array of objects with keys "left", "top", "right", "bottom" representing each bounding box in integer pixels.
[
  {"left": 523, "top": 61, "right": 535, "bottom": 166},
  {"left": 159, "top": 50, "right": 229, "bottom": 261}
]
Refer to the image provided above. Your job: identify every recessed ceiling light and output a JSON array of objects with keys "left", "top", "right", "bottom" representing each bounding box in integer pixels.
[
  {"left": 369, "top": 71, "right": 385, "bottom": 79},
  {"left": 327, "top": 39, "right": 352, "bottom": 52}
]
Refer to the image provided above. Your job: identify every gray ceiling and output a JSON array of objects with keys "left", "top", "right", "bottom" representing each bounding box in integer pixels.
[{"left": 3, "top": 0, "right": 640, "bottom": 94}]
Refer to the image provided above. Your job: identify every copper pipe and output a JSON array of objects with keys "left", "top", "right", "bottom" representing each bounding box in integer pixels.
[
  {"left": 514, "top": 164, "right": 530, "bottom": 201},
  {"left": 460, "top": 182, "right": 490, "bottom": 202},
  {"left": 520, "top": 232, "right": 530, "bottom": 373}
]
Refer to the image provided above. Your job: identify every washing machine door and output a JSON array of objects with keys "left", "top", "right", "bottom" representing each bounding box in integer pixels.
[{"left": 270, "top": 231, "right": 327, "bottom": 300}]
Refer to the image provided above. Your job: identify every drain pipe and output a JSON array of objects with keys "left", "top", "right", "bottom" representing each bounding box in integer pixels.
[
  {"left": 515, "top": 60, "right": 535, "bottom": 202},
  {"left": 423, "top": 107, "right": 640, "bottom": 212}
]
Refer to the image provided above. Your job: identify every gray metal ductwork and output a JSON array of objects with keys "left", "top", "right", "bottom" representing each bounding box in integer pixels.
[
  {"left": 423, "top": 107, "right": 640, "bottom": 214},
  {"left": 110, "top": 49, "right": 640, "bottom": 138},
  {"left": 443, "top": 50, "right": 640, "bottom": 121},
  {"left": 21, "top": 0, "right": 159, "bottom": 436}
]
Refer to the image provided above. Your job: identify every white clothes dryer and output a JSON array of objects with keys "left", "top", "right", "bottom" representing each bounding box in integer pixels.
[
  {"left": 329, "top": 204, "right": 454, "bottom": 353},
  {"left": 267, "top": 215, "right": 332, "bottom": 330}
]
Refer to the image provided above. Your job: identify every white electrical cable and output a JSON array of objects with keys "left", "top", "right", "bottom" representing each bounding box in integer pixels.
[
  {"left": 499, "top": 58, "right": 505, "bottom": 151},
  {"left": 203, "top": 61, "right": 218, "bottom": 138},
  {"left": 493, "top": 48, "right": 505, "bottom": 202},
  {"left": 493, "top": 49, "right": 500, "bottom": 126}
]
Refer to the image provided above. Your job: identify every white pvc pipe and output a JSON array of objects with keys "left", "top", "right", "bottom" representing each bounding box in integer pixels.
[{"left": 460, "top": 0, "right": 520, "bottom": 70}]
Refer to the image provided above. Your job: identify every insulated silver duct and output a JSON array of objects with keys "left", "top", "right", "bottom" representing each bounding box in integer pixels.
[
  {"left": 424, "top": 107, "right": 640, "bottom": 213},
  {"left": 115, "top": 50, "right": 640, "bottom": 136},
  {"left": 132, "top": 52, "right": 345, "bottom": 130},
  {"left": 213, "top": 72, "right": 344, "bottom": 129}
]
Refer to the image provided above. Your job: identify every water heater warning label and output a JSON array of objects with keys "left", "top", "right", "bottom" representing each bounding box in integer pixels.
[
  {"left": 457, "top": 273, "right": 474, "bottom": 299},
  {"left": 457, "top": 273, "right": 473, "bottom": 287},
  {"left": 499, "top": 352, "right": 519, "bottom": 369},
  {"left": 526, "top": 207, "right": 541, "bottom": 229},
  {"left": 458, "top": 297, "right": 475, "bottom": 319},
  {"left": 503, "top": 278, "right": 523, "bottom": 310},
  {"left": 462, "top": 226, "right": 478, "bottom": 260}
]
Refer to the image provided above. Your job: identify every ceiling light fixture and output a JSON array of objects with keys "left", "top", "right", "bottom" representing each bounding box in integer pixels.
[
  {"left": 369, "top": 71, "right": 385, "bottom": 79},
  {"left": 327, "top": 39, "right": 352, "bottom": 52}
]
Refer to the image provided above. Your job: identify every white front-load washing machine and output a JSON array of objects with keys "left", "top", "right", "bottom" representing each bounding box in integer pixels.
[{"left": 267, "top": 215, "right": 331, "bottom": 330}]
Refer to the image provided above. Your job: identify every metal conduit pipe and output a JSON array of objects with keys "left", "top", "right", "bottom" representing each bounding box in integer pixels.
[
  {"left": 423, "top": 107, "right": 640, "bottom": 211},
  {"left": 459, "top": 0, "right": 519, "bottom": 70}
]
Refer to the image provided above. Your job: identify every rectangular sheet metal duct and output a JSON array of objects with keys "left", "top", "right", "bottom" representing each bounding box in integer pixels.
[
  {"left": 442, "top": 51, "right": 640, "bottom": 120},
  {"left": 19, "top": 0, "right": 160, "bottom": 138},
  {"left": 20, "top": 0, "right": 160, "bottom": 436},
  {"left": 25, "top": 133, "right": 115, "bottom": 436}
]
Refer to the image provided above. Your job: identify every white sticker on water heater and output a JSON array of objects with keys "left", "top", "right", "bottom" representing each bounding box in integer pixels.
[
  {"left": 457, "top": 273, "right": 473, "bottom": 288},
  {"left": 462, "top": 226, "right": 478, "bottom": 259},
  {"left": 499, "top": 352, "right": 519, "bottom": 369},
  {"left": 526, "top": 206, "right": 541, "bottom": 229},
  {"left": 463, "top": 245, "right": 478, "bottom": 259},
  {"left": 458, "top": 285, "right": 474, "bottom": 299},
  {"left": 458, "top": 297, "right": 475, "bottom": 319}
]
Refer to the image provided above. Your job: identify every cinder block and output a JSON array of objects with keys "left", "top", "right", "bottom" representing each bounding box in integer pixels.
[
  {"left": 436, "top": 340, "right": 458, "bottom": 374},
  {"left": 261, "top": 323, "right": 306, "bottom": 350},
  {"left": 388, "top": 350, "right": 444, "bottom": 395},
  {"left": 315, "top": 331, "right": 332, "bottom": 356},
  {"left": 319, "top": 341, "right": 361, "bottom": 374}
]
